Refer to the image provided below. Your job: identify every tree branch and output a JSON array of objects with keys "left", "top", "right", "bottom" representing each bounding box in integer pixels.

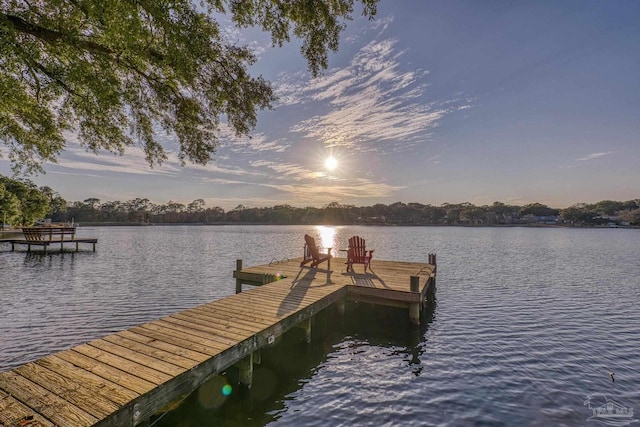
[
  {"left": 4, "top": 13, "right": 113, "bottom": 55},
  {"left": 29, "top": 60, "right": 77, "bottom": 96},
  {"left": 3, "top": 13, "right": 165, "bottom": 61}
]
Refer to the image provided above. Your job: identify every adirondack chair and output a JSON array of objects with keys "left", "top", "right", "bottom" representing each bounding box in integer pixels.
[
  {"left": 300, "top": 234, "right": 332, "bottom": 269},
  {"left": 346, "top": 236, "right": 374, "bottom": 273}
]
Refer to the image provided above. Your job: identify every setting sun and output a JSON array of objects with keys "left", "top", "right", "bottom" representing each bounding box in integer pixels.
[{"left": 324, "top": 156, "right": 338, "bottom": 171}]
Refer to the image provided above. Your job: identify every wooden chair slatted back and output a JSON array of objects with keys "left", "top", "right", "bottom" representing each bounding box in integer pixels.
[
  {"left": 348, "top": 236, "right": 367, "bottom": 263},
  {"left": 304, "top": 234, "right": 322, "bottom": 260}
]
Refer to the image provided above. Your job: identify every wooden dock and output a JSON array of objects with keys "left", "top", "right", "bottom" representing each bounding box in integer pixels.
[
  {"left": 0, "top": 256, "right": 436, "bottom": 427},
  {"left": 7, "top": 238, "right": 98, "bottom": 253},
  {"left": 5, "top": 227, "right": 97, "bottom": 253}
]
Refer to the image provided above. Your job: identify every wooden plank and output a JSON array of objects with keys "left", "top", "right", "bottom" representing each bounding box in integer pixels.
[
  {"left": 131, "top": 324, "right": 226, "bottom": 355},
  {"left": 161, "top": 316, "right": 252, "bottom": 343},
  {"left": 170, "top": 312, "right": 255, "bottom": 341},
  {"left": 35, "top": 355, "right": 138, "bottom": 404},
  {"left": 14, "top": 362, "right": 119, "bottom": 419},
  {"left": 243, "top": 286, "right": 339, "bottom": 305},
  {"left": 173, "top": 310, "right": 264, "bottom": 337},
  {"left": 140, "top": 321, "right": 229, "bottom": 355},
  {"left": 225, "top": 289, "right": 333, "bottom": 313},
  {"left": 196, "top": 304, "right": 285, "bottom": 329},
  {"left": 188, "top": 305, "right": 275, "bottom": 330},
  {"left": 55, "top": 349, "right": 156, "bottom": 395},
  {"left": 88, "top": 339, "right": 187, "bottom": 377},
  {"left": 219, "top": 295, "right": 321, "bottom": 319},
  {"left": 230, "top": 283, "right": 337, "bottom": 304},
  {"left": 152, "top": 319, "right": 237, "bottom": 348},
  {"left": 256, "top": 274, "right": 341, "bottom": 291},
  {"left": 115, "top": 330, "right": 212, "bottom": 364},
  {"left": 199, "top": 298, "right": 293, "bottom": 323},
  {"left": 103, "top": 334, "right": 202, "bottom": 369},
  {"left": 0, "top": 371, "right": 97, "bottom": 427},
  {"left": 73, "top": 343, "right": 173, "bottom": 385},
  {"left": 216, "top": 298, "right": 301, "bottom": 319},
  {"left": 249, "top": 279, "right": 338, "bottom": 296},
  {"left": 194, "top": 302, "right": 282, "bottom": 327},
  {"left": 0, "top": 389, "right": 55, "bottom": 427}
]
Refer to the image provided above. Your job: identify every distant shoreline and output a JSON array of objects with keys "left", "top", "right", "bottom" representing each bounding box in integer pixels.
[{"left": 46, "top": 222, "right": 640, "bottom": 229}]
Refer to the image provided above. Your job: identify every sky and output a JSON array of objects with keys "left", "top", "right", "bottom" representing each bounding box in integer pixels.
[{"left": 2, "top": 0, "right": 640, "bottom": 210}]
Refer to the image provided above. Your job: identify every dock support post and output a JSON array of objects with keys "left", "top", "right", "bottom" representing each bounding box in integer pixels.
[
  {"left": 430, "top": 253, "right": 437, "bottom": 294},
  {"left": 253, "top": 349, "right": 262, "bottom": 365},
  {"left": 235, "top": 259, "right": 243, "bottom": 294},
  {"left": 428, "top": 253, "right": 437, "bottom": 266},
  {"left": 409, "top": 275, "right": 421, "bottom": 325},
  {"left": 237, "top": 353, "right": 253, "bottom": 388},
  {"left": 298, "top": 317, "right": 312, "bottom": 343}
]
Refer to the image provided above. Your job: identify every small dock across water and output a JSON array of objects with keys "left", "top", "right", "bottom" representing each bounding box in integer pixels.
[
  {"left": 0, "top": 256, "right": 436, "bottom": 427},
  {"left": 4, "top": 227, "right": 97, "bottom": 253}
]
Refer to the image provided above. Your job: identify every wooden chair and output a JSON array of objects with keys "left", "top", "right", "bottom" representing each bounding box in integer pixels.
[
  {"left": 300, "top": 234, "right": 332, "bottom": 269},
  {"left": 346, "top": 236, "right": 374, "bottom": 273}
]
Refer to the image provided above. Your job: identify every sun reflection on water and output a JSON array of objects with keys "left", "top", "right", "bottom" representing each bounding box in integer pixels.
[{"left": 315, "top": 225, "right": 337, "bottom": 252}]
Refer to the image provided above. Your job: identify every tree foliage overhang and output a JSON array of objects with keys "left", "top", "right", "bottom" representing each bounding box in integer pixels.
[{"left": 0, "top": 0, "right": 378, "bottom": 175}]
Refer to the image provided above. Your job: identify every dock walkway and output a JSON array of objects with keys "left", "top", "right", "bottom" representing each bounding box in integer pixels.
[{"left": 0, "top": 256, "right": 436, "bottom": 427}]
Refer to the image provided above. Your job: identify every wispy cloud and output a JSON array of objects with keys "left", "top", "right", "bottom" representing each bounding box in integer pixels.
[
  {"left": 249, "top": 160, "right": 324, "bottom": 181},
  {"left": 273, "top": 37, "right": 458, "bottom": 153},
  {"left": 576, "top": 152, "right": 613, "bottom": 161},
  {"left": 220, "top": 129, "right": 291, "bottom": 154},
  {"left": 51, "top": 136, "right": 182, "bottom": 176}
]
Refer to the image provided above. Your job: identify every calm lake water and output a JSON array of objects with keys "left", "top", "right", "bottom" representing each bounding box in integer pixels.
[{"left": 1, "top": 225, "right": 639, "bottom": 426}]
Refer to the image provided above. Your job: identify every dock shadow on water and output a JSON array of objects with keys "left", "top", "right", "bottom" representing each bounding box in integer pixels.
[{"left": 153, "top": 302, "right": 435, "bottom": 427}]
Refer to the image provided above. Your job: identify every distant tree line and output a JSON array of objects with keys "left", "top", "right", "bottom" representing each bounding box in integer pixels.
[
  {"left": 53, "top": 198, "right": 640, "bottom": 227},
  {"left": 1, "top": 175, "right": 639, "bottom": 227}
]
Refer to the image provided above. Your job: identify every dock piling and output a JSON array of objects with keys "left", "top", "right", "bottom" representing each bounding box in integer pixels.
[
  {"left": 298, "top": 317, "right": 312, "bottom": 343},
  {"left": 409, "top": 275, "right": 421, "bottom": 325},
  {"left": 237, "top": 353, "right": 253, "bottom": 388},
  {"left": 235, "top": 259, "right": 243, "bottom": 294}
]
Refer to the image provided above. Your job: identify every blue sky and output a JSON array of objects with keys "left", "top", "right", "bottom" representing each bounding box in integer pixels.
[{"left": 2, "top": 0, "right": 639, "bottom": 209}]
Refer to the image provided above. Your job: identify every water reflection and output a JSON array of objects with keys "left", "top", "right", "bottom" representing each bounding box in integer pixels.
[{"left": 314, "top": 225, "right": 337, "bottom": 253}]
